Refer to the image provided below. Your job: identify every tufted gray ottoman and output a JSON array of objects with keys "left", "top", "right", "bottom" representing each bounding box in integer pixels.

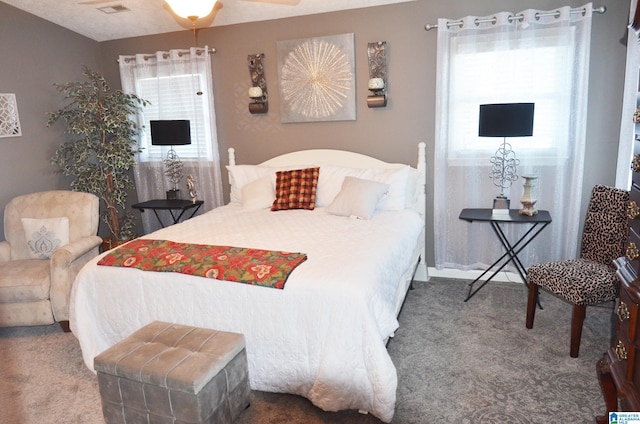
[{"left": 94, "top": 321, "right": 250, "bottom": 424}]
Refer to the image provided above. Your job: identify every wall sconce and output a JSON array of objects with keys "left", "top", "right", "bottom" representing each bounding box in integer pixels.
[
  {"left": 248, "top": 53, "right": 268, "bottom": 114},
  {"left": 367, "top": 41, "right": 388, "bottom": 108}
]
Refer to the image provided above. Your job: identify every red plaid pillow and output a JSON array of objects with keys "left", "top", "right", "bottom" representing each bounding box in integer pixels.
[{"left": 271, "top": 167, "right": 320, "bottom": 211}]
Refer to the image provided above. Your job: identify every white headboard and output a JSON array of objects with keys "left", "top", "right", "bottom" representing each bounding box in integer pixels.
[{"left": 228, "top": 142, "right": 426, "bottom": 216}]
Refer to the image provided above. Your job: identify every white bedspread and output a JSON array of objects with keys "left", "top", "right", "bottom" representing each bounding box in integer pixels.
[{"left": 70, "top": 204, "right": 424, "bottom": 422}]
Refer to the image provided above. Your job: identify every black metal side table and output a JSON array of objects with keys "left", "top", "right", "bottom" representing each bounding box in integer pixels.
[
  {"left": 459, "top": 208, "right": 552, "bottom": 301},
  {"left": 132, "top": 199, "right": 204, "bottom": 228}
]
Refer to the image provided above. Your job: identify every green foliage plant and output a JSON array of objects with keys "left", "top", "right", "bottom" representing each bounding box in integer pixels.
[{"left": 48, "top": 66, "right": 149, "bottom": 242}]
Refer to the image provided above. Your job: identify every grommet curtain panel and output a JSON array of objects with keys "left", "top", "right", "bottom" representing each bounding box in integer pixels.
[
  {"left": 433, "top": 4, "right": 593, "bottom": 272},
  {"left": 615, "top": 0, "right": 640, "bottom": 190},
  {"left": 119, "top": 47, "right": 224, "bottom": 234}
]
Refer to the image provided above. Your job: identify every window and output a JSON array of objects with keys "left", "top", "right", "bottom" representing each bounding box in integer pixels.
[
  {"left": 446, "top": 27, "right": 575, "bottom": 167},
  {"left": 434, "top": 6, "right": 593, "bottom": 271},
  {"left": 119, "top": 47, "right": 225, "bottom": 233},
  {"left": 136, "top": 73, "right": 214, "bottom": 162}
]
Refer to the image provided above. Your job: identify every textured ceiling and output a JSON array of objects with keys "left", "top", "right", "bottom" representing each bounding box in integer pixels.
[{"left": 2, "top": 0, "right": 415, "bottom": 42}]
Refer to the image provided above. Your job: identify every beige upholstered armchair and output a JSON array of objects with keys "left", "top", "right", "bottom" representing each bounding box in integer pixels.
[{"left": 0, "top": 190, "right": 102, "bottom": 331}]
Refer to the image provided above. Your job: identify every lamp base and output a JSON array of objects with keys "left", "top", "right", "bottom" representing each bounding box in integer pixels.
[
  {"left": 166, "top": 189, "right": 180, "bottom": 200},
  {"left": 492, "top": 197, "right": 510, "bottom": 215}
]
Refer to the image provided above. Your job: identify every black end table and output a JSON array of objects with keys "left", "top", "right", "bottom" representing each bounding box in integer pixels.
[
  {"left": 459, "top": 208, "right": 552, "bottom": 301},
  {"left": 132, "top": 199, "right": 204, "bottom": 228}
]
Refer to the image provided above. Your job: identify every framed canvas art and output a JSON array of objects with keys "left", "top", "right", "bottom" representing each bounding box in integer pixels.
[{"left": 277, "top": 33, "right": 356, "bottom": 123}]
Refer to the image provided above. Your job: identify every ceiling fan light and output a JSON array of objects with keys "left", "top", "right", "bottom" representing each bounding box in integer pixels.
[{"left": 165, "top": 0, "right": 217, "bottom": 20}]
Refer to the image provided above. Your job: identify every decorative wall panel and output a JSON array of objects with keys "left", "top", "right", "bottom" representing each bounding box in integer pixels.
[
  {"left": 277, "top": 33, "right": 356, "bottom": 123},
  {"left": 0, "top": 93, "right": 21, "bottom": 138}
]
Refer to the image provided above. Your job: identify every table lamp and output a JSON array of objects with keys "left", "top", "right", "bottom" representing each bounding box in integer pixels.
[
  {"left": 150, "top": 120, "right": 191, "bottom": 200},
  {"left": 478, "top": 103, "right": 534, "bottom": 213}
]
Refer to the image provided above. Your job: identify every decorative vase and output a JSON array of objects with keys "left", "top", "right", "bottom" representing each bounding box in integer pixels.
[{"left": 519, "top": 175, "right": 538, "bottom": 216}]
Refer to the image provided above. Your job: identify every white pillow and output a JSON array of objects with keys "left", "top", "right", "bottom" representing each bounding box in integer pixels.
[
  {"left": 226, "top": 165, "right": 274, "bottom": 203},
  {"left": 241, "top": 176, "right": 275, "bottom": 209},
  {"left": 227, "top": 164, "right": 315, "bottom": 203},
  {"left": 327, "top": 177, "right": 389, "bottom": 219},
  {"left": 315, "top": 164, "right": 364, "bottom": 207},
  {"left": 360, "top": 166, "right": 410, "bottom": 211},
  {"left": 21, "top": 217, "right": 70, "bottom": 259}
]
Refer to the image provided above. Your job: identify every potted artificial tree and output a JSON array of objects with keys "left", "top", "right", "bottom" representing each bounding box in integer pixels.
[{"left": 48, "top": 66, "right": 149, "bottom": 250}]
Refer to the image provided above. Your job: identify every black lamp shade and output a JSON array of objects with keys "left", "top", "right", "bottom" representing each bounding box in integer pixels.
[
  {"left": 150, "top": 120, "right": 191, "bottom": 146},
  {"left": 478, "top": 103, "right": 534, "bottom": 137}
]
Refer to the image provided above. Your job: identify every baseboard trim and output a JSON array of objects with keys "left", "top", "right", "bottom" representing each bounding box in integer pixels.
[{"left": 427, "top": 267, "right": 523, "bottom": 284}]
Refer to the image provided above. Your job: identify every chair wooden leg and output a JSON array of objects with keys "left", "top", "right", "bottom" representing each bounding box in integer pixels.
[
  {"left": 526, "top": 282, "right": 538, "bottom": 329},
  {"left": 570, "top": 305, "right": 586, "bottom": 358},
  {"left": 59, "top": 320, "right": 71, "bottom": 333}
]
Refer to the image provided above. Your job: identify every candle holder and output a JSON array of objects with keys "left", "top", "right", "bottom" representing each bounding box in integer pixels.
[{"left": 519, "top": 175, "right": 539, "bottom": 216}]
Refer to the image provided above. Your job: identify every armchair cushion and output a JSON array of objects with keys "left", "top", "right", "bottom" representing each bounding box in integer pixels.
[
  {"left": 0, "top": 259, "right": 50, "bottom": 302},
  {"left": 21, "top": 217, "right": 69, "bottom": 259}
]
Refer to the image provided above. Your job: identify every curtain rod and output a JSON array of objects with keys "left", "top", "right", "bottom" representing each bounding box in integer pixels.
[
  {"left": 118, "top": 47, "right": 216, "bottom": 63},
  {"left": 424, "top": 5, "right": 606, "bottom": 31}
]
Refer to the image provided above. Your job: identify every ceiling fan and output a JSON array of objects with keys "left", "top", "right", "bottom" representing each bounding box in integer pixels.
[
  {"left": 240, "top": 0, "right": 301, "bottom": 5},
  {"left": 79, "top": 0, "right": 301, "bottom": 7}
]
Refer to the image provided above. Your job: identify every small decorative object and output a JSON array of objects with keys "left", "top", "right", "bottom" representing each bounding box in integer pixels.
[
  {"left": 367, "top": 41, "right": 388, "bottom": 108},
  {"left": 187, "top": 174, "right": 198, "bottom": 203},
  {"left": 0, "top": 93, "right": 22, "bottom": 138},
  {"left": 519, "top": 175, "right": 539, "bottom": 216},
  {"left": 478, "top": 103, "right": 535, "bottom": 214},
  {"left": 634, "top": 106, "right": 640, "bottom": 123},
  {"left": 150, "top": 120, "right": 191, "bottom": 199},
  {"left": 248, "top": 53, "right": 268, "bottom": 114},
  {"left": 277, "top": 33, "right": 355, "bottom": 123}
]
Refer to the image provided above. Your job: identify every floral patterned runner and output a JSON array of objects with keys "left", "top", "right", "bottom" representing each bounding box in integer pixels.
[{"left": 97, "top": 239, "right": 307, "bottom": 289}]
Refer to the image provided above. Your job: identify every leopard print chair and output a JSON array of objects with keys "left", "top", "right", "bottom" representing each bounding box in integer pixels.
[{"left": 525, "top": 185, "right": 629, "bottom": 357}]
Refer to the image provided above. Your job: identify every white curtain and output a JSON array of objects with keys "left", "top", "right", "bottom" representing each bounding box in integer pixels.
[
  {"left": 616, "top": 0, "right": 639, "bottom": 190},
  {"left": 119, "top": 47, "right": 224, "bottom": 234},
  {"left": 434, "top": 4, "right": 593, "bottom": 272}
]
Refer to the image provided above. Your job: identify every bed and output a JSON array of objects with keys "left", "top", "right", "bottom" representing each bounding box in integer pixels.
[{"left": 69, "top": 142, "right": 427, "bottom": 423}]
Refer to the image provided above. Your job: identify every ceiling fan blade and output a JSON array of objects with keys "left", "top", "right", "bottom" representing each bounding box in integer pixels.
[{"left": 240, "top": 0, "right": 301, "bottom": 5}]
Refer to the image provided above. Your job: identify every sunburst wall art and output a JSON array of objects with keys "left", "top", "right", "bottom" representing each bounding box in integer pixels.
[{"left": 277, "top": 33, "right": 356, "bottom": 123}]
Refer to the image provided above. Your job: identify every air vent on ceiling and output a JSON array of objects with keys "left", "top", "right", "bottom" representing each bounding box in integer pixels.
[{"left": 98, "top": 4, "right": 129, "bottom": 14}]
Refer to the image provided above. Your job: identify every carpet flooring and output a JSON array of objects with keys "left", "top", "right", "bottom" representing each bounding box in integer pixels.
[{"left": 0, "top": 278, "right": 613, "bottom": 423}]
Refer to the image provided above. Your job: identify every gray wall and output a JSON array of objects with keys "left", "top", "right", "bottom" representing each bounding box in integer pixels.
[
  {"left": 0, "top": 0, "right": 630, "bottom": 267},
  {"left": 0, "top": 2, "right": 101, "bottom": 237}
]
